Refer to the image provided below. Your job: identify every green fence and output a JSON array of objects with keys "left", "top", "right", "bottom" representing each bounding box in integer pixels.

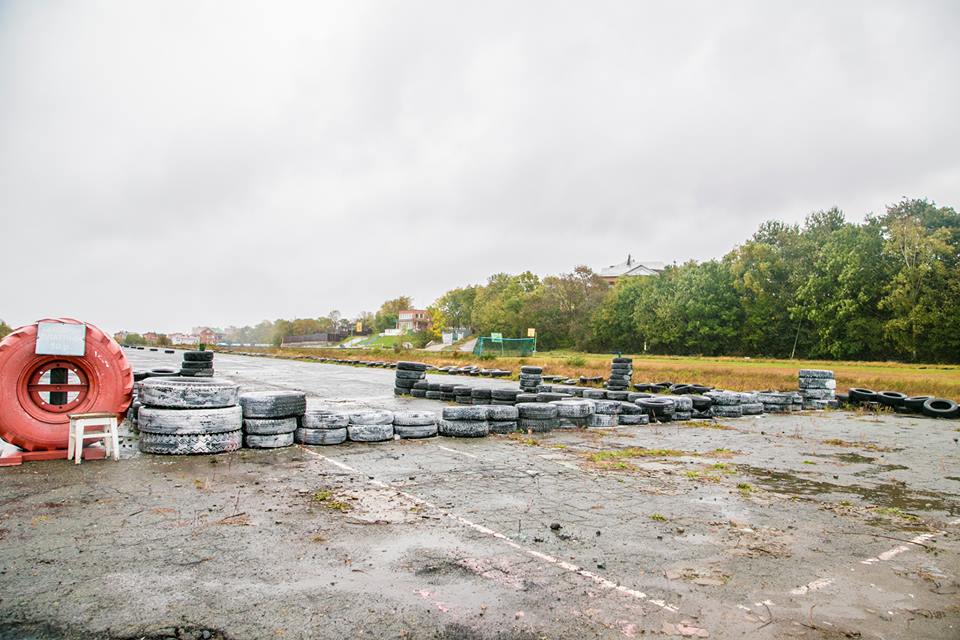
[{"left": 473, "top": 337, "right": 536, "bottom": 357}]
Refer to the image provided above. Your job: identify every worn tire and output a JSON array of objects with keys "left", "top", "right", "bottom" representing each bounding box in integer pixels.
[
  {"left": 183, "top": 351, "right": 215, "bottom": 362},
  {"left": 443, "top": 406, "right": 488, "bottom": 421},
  {"left": 243, "top": 417, "right": 297, "bottom": 435},
  {"left": 301, "top": 409, "right": 349, "bottom": 429},
  {"left": 296, "top": 427, "right": 347, "bottom": 445},
  {"left": 876, "top": 391, "right": 907, "bottom": 407},
  {"left": 587, "top": 414, "right": 616, "bottom": 428},
  {"left": 518, "top": 417, "right": 558, "bottom": 432},
  {"left": 395, "top": 370, "right": 425, "bottom": 380},
  {"left": 921, "top": 398, "right": 959, "bottom": 419},
  {"left": 240, "top": 391, "right": 307, "bottom": 418},
  {"left": 139, "top": 377, "right": 239, "bottom": 409},
  {"left": 138, "top": 405, "right": 242, "bottom": 435},
  {"left": 903, "top": 396, "right": 933, "bottom": 412},
  {"left": 516, "top": 402, "right": 558, "bottom": 419},
  {"left": 439, "top": 419, "right": 489, "bottom": 437},
  {"left": 593, "top": 400, "right": 622, "bottom": 415},
  {"left": 848, "top": 388, "right": 878, "bottom": 404},
  {"left": 393, "top": 411, "right": 437, "bottom": 426},
  {"left": 139, "top": 429, "right": 241, "bottom": 455},
  {"left": 245, "top": 432, "right": 294, "bottom": 448},
  {"left": 617, "top": 414, "right": 649, "bottom": 426},
  {"left": 394, "top": 423, "right": 438, "bottom": 439},
  {"left": 485, "top": 405, "right": 519, "bottom": 421},
  {"left": 348, "top": 423, "right": 394, "bottom": 441},
  {"left": 488, "top": 420, "right": 518, "bottom": 434},
  {"left": 348, "top": 409, "right": 393, "bottom": 425},
  {"left": 552, "top": 400, "right": 594, "bottom": 418},
  {"left": 180, "top": 361, "right": 214, "bottom": 371}
]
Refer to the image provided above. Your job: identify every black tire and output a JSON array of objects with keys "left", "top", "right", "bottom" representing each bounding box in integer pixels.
[
  {"left": 593, "top": 400, "right": 622, "bottom": 415},
  {"left": 183, "top": 351, "right": 215, "bottom": 362},
  {"left": 921, "top": 397, "right": 960, "bottom": 419},
  {"left": 393, "top": 411, "right": 437, "bottom": 426},
  {"left": 848, "top": 388, "right": 878, "bottom": 403},
  {"left": 348, "top": 410, "right": 394, "bottom": 425},
  {"left": 587, "top": 414, "right": 616, "bottom": 427},
  {"left": 243, "top": 417, "right": 298, "bottom": 435},
  {"left": 552, "top": 400, "right": 593, "bottom": 418},
  {"left": 491, "top": 389, "right": 519, "bottom": 401},
  {"left": 180, "top": 361, "right": 214, "bottom": 371},
  {"left": 240, "top": 391, "right": 307, "bottom": 418},
  {"left": 138, "top": 405, "right": 242, "bottom": 435},
  {"left": 145, "top": 368, "right": 179, "bottom": 379},
  {"left": 295, "top": 427, "right": 347, "bottom": 445},
  {"left": 798, "top": 369, "right": 833, "bottom": 378},
  {"left": 618, "top": 414, "right": 649, "bottom": 426},
  {"left": 347, "top": 424, "right": 394, "bottom": 441},
  {"left": 245, "top": 432, "right": 295, "bottom": 448},
  {"left": 488, "top": 420, "right": 518, "bottom": 434},
  {"left": 300, "top": 409, "right": 349, "bottom": 429},
  {"left": 395, "top": 378, "right": 418, "bottom": 389},
  {"left": 712, "top": 406, "right": 743, "bottom": 418},
  {"left": 139, "top": 429, "right": 241, "bottom": 455},
  {"left": 397, "top": 361, "right": 428, "bottom": 371},
  {"left": 139, "top": 377, "right": 239, "bottom": 409},
  {"left": 583, "top": 389, "right": 606, "bottom": 400},
  {"left": 133, "top": 370, "right": 150, "bottom": 382},
  {"left": 471, "top": 389, "right": 492, "bottom": 400},
  {"left": 606, "top": 391, "right": 629, "bottom": 401},
  {"left": 876, "top": 391, "right": 907, "bottom": 407},
  {"left": 395, "top": 370, "right": 425, "bottom": 380},
  {"left": 519, "top": 417, "right": 558, "bottom": 432},
  {"left": 425, "top": 391, "right": 443, "bottom": 400},
  {"left": 516, "top": 402, "right": 558, "bottom": 419},
  {"left": 903, "top": 396, "right": 933, "bottom": 412},
  {"left": 443, "top": 406, "right": 488, "bottom": 420},
  {"left": 394, "top": 424, "right": 438, "bottom": 439},
  {"left": 178, "top": 368, "right": 215, "bottom": 378},
  {"left": 520, "top": 366, "right": 543, "bottom": 374},
  {"left": 411, "top": 389, "right": 427, "bottom": 398},
  {"left": 439, "top": 419, "right": 489, "bottom": 437},
  {"left": 485, "top": 405, "right": 519, "bottom": 420}
]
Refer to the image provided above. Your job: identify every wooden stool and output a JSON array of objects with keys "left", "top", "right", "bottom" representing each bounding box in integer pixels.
[{"left": 67, "top": 412, "right": 120, "bottom": 463}]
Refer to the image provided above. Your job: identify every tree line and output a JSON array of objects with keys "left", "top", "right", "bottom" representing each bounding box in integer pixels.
[{"left": 196, "top": 198, "right": 960, "bottom": 363}]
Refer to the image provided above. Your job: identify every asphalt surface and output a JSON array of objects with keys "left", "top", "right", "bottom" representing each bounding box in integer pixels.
[{"left": 0, "top": 348, "right": 958, "bottom": 640}]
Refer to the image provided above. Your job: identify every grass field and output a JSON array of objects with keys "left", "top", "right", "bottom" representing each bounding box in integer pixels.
[{"left": 219, "top": 346, "right": 960, "bottom": 399}]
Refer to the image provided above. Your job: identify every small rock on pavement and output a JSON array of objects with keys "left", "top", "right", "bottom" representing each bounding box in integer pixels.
[
  {"left": 662, "top": 621, "right": 709, "bottom": 637},
  {"left": 549, "top": 522, "right": 561, "bottom": 530}
]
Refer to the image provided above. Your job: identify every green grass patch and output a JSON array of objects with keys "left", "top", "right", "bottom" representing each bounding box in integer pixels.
[
  {"left": 587, "top": 447, "right": 688, "bottom": 462},
  {"left": 737, "top": 483, "right": 753, "bottom": 494},
  {"left": 312, "top": 490, "right": 352, "bottom": 512},
  {"left": 649, "top": 513, "right": 667, "bottom": 522}
]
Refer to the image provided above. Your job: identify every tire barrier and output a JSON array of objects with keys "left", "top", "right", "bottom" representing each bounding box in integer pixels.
[
  {"left": 138, "top": 377, "right": 242, "bottom": 455},
  {"left": 798, "top": 369, "right": 836, "bottom": 410},
  {"left": 239, "top": 390, "right": 306, "bottom": 448},
  {"left": 0, "top": 318, "right": 132, "bottom": 451},
  {"left": 179, "top": 350, "right": 215, "bottom": 378},
  {"left": 606, "top": 357, "right": 632, "bottom": 391}
]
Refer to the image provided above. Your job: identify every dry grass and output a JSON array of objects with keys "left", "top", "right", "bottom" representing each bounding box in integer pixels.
[{"left": 218, "top": 346, "right": 960, "bottom": 398}]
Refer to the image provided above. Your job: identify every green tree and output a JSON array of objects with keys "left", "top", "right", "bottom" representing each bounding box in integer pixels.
[
  {"left": 433, "top": 286, "right": 478, "bottom": 331},
  {"left": 0, "top": 319, "right": 13, "bottom": 340},
  {"left": 590, "top": 276, "right": 648, "bottom": 352},
  {"left": 374, "top": 296, "right": 414, "bottom": 332}
]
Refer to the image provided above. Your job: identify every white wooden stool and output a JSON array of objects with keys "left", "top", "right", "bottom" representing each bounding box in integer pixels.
[{"left": 67, "top": 412, "right": 120, "bottom": 463}]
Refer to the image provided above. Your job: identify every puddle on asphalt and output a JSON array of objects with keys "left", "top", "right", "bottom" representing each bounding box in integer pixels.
[{"left": 739, "top": 465, "right": 959, "bottom": 515}]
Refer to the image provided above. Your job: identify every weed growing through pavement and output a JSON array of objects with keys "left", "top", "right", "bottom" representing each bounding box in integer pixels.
[
  {"left": 737, "top": 483, "right": 753, "bottom": 494},
  {"left": 649, "top": 513, "right": 667, "bottom": 522},
  {"left": 312, "top": 490, "right": 352, "bottom": 512}
]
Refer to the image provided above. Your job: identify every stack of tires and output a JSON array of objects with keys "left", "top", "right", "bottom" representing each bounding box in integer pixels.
[
  {"left": 138, "top": 378, "right": 242, "bottom": 455},
  {"left": 393, "top": 411, "right": 439, "bottom": 438},
  {"left": 439, "top": 406, "right": 490, "bottom": 437},
  {"left": 519, "top": 366, "right": 543, "bottom": 393},
  {"left": 297, "top": 407, "right": 349, "bottom": 445},
  {"left": 671, "top": 395, "right": 694, "bottom": 420},
  {"left": 239, "top": 390, "right": 306, "bottom": 449},
  {"left": 637, "top": 396, "right": 676, "bottom": 422},
  {"left": 411, "top": 381, "right": 428, "bottom": 398},
  {"left": 180, "top": 350, "right": 214, "bottom": 378},
  {"left": 590, "top": 399, "right": 621, "bottom": 426},
  {"left": 395, "top": 362, "right": 427, "bottom": 396},
  {"left": 491, "top": 389, "right": 519, "bottom": 405},
  {"left": 552, "top": 399, "right": 594, "bottom": 428},
  {"left": 348, "top": 410, "right": 394, "bottom": 442},
  {"left": 484, "top": 405, "right": 519, "bottom": 433},
  {"left": 706, "top": 391, "right": 742, "bottom": 418},
  {"left": 425, "top": 383, "right": 443, "bottom": 401},
  {"left": 516, "top": 402, "right": 559, "bottom": 432},
  {"left": 737, "top": 392, "right": 764, "bottom": 416},
  {"left": 606, "top": 357, "right": 632, "bottom": 391},
  {"left": 758, "top": 391, "right": 795, "bottom": 413},
  {"left": 799, "top": 369, "right": 836, "bottom": 410},
  {"left": 454, "top": 385, "right": 473, "bottom": 404},
  {"left": 440, "top": 384, "right": 457, "bottom": 402},
  {"left": 617, "top": 401, "right": 650, "bottom": 425},
  {"left": 471, "top": 388, "right": 492, "bottom": 405}
]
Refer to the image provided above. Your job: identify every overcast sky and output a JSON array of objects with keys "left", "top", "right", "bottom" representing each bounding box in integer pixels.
[{"left": 1, "top": 1, "right": 958, "bottom": 334}]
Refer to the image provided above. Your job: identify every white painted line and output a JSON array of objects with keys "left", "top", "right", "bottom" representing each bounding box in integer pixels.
[
  {"left": 861, "top": 531, "right": 940, "bottom": 565},
  {"left": 301, "top": 447, "right": 681, "bottom": 613},
  {"left": 435, "top": 444, "right": 480, "bottom": 459},
  {"left": 790, "top": 577, "right": 833, "bottom": 595}
]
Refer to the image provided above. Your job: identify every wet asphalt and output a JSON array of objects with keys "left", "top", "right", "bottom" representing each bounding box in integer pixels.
[{"left": 0, "top": 348, "right": 958, "bottom": 640}]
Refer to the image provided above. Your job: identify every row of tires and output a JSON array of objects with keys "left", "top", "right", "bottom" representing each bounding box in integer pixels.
[{"left": 842, "top": 389, "right": 959, "bottom": 419}]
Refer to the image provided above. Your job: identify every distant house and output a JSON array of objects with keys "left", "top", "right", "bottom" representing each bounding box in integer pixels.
[
  {"left": 169, "top": 332, "right": 199, "bottom": 346},
  {"left": 397, "top": 310, "right": 430, "bottom": 333},
  {"left": 598, "top": 255, "right": 665, "bottom": 284},
  {"left": 143, "top": 332, "right": 159, "bottom": 344},
  {"left": 196, "top": 328, "right": 223, "bottom": 345}
]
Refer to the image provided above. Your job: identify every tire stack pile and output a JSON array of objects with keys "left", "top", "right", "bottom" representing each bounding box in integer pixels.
[
  {"left": 395, "top": 362, "right": 427, "bottom": 396},
  {"left": 411, "top": 381, "right": 428, "bottom": 398},
  {"left": 590, "top": 399, "right": 621, "bottom": 426},
  {"left": 239, "top": 390, "right": 306, "bottom": 449},
  {"left": 844, "top": 389, "right": 959, "bottom": 419},
  {"left": 637, "top": 397, "right": 676, "bottom": 422},
  {"left": 738, "top": 392, "right": 764, "bottom": 415},
  {"left": 553, "top": 400, "right": 594, "bottom": 427},
  {"left": 348, "top": 410, "right": 394, "bottom": 442},
  {"left": 706, "top": 391, "right": 742, "bottom": 418},
  {"left": 138, "top": 378, "right": 242, "bottom": 455},
  {"left": 297, "top": 407, "right": 349, "bottom": 445},
  {"left": 517, "top": 402, "right": 559, "bottom": 432},
  {"left": 440, "top": 384, "right": 457, "bottom": 402},
  {"left": 606, "top": 357, "right": 632, "bottom": 392},
  {"left": 758, "top": 391, "right": 795, "bottom": 413},
  {"left": 454, "top": 385, "right": 473, "bottom": 404},
  {"left": 798, "top": 369, "right": 836, "bottom": 410},
  {"left": 439, "top": 406, "right": 490, "bottom": 437},
  {"left": 471, "top": 388, "right": 492, "bottom": 406},
  {"left": 393, "top": 411, "right": 438, "bottom": 439},
  {"left": 519, "top": 366, "right": 543, "bottom": 393},
  {"left": 426, "top": 383, "right": 443, "bottom": 401},
  {"left": 491, "top": 389, "right": 519, "bottom": 405},
  {"left": 180, "top": 350, "right": 215, "bottom": 378},
  {"left": 486, "top": 405, "right": 519, "bottom": 433},
  {"left": 617, "top": 401, "right": 650, "bottom": 425},
  {"left": 671, "top": 395, "right": 694, "bottom": 420}
]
